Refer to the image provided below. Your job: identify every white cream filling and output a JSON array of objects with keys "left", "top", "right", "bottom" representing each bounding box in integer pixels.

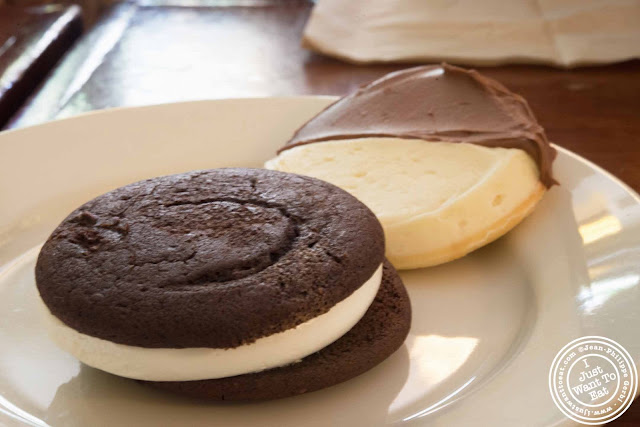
[{"left": 39, "top": 264, "right": 383, "bottom": 381}]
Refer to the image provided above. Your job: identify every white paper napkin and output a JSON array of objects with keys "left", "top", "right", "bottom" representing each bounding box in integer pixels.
[{"left": 303, "top": 0, "right": 640, "bottom": 67}]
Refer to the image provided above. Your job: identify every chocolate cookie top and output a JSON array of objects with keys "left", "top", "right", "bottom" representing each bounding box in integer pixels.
[{"left": 36, "top": 168, "right": 384, "bottom": 349}]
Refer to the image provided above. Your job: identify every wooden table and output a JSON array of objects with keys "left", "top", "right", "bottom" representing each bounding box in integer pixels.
[
  {"left": 0, "top": 4, "right": 82, "bottom": 128},
  {"left": 6, "top": 1, "right": 640, "bottom": 424}
]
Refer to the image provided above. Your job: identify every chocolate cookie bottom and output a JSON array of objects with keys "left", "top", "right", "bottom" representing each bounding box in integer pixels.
[{"left": 142, "top": 260, "right": 410, "bottom": 400}]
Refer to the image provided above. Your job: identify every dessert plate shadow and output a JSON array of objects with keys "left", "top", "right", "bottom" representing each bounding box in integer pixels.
[{"left": 1, "top": 97, "right": 639, "bottom": 426}]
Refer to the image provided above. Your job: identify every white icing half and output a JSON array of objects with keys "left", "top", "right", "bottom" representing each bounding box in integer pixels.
[
  {"left": 39, "top": 264, "right": 383, "bottom": 381},
  {"left": 266, "top": 138, "right": 543, "bottom": 269}
]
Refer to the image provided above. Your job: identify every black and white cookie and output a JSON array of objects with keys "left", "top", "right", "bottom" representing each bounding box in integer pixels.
[{"left": 266, "top": 65, "right": 557, "bottom": 269}]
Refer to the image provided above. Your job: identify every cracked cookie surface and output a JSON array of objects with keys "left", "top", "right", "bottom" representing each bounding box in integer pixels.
[{"left": 36, "top": 168, "right": 384, "bottom": 349}]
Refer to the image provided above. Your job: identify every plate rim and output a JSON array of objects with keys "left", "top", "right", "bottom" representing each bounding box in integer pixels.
[{"left": 1, "top": 96, "right": 638, "bottom": 427}]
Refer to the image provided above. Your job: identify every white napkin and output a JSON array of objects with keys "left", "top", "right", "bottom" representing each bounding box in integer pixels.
[{"left": 303, "top": 0, "right": 640, "bottom": 67}]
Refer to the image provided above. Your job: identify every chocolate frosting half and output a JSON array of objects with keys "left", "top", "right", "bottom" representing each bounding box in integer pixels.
[{"left": 281, "top": 64, "right": 557, "bottom": 187}]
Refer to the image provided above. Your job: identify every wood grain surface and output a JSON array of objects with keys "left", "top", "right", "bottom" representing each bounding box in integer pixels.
[{"left": 0, "top": 4, "right": 82, "bottom": 127}]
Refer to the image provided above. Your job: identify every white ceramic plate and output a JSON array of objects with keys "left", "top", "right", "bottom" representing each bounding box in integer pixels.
[{"left": 1, "top": 98, "right": 639, "bottom": 427}]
